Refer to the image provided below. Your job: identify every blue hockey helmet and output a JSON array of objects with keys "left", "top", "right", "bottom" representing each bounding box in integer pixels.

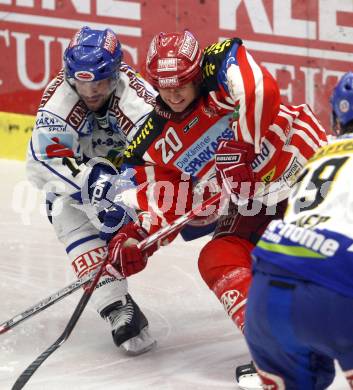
[
  {"left": 331, "top": 72, "right": 353, "bottom": 129},
  {"left": 64, "top": 26, "right": 123, "bottom": 82}
]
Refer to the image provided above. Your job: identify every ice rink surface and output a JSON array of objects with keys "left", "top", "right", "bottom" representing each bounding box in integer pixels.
[{"left": 0, "top": 159, "right": 348, "bottom": 389}]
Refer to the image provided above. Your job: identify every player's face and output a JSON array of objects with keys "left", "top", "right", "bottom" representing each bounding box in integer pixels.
[
  {"left": 159, "top": 82, "right": 198, "bottom": 113},
  {"left": 75, "top": 78, "right": 114, "bottom": 112}
]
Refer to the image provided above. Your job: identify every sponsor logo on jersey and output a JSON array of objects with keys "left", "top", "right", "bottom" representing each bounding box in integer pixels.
[
  {"left": 296, "top": 214, "right": 330, "bottom": 228},
  {"left": 38, "top": 133, "right": 74, "bottom": 159},
  {"left": 96, "top": 276, "right": 122, "bottom": 288},
  {"left": 121, "top": 64, "right": 156, "bottom": 106},
  {"left": 72, "top": 246, "right": 107, "bottom": 278},
  {"left": 74, "top": 71, "right": 95, "bottom": 81},
  {"left": 36, "top": 112, "right": 66, "bottom": 132},
  {"left": 283, "top": 157, "right": 303, "bottom": 187},
  {"left": 310, "top": 139, "right": 353, "bottom": 162},
  {"left": 263, "top": 220, "right": 340, "bottom": 258},
  {"left": 111, "top": 95, "right": 134, "bottom": 135},
  {"left": 183, "top": 116, "right": 199, "bottom": 133},
  {"left": 261, "top": 167, "right": 276, "bottom": 183},
  {"left": 251, "top": 141, "right": 275, "bottom": 171},
  {"left": 124, "top": 117, "right": 154, "bottom": 158},
  {"left": 67, "top": 100, "right": 88, "bottom": 130},
  {"left": 203, "top": 62, "right": 216, "bottom": 77},
  {"left": 39, "top": 70, "right": 65, "bottom": 108},
  {"left": 174, "top": 114, "right": 233, "bottom": 176},
  {"left": 204, "top": 39, "right": 232, "bottom": 56}
]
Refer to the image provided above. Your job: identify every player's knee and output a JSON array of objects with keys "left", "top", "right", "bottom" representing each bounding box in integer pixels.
[
  {"left": 198, "top": 236, "right": 253, "bottom": 288},
  {"left": 198, "top": 238, "right": 220, "bottom": 286}
]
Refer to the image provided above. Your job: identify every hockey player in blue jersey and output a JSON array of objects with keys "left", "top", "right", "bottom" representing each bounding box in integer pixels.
[{"left": 244, "top": 72, "right": 353, "bottom": 389}]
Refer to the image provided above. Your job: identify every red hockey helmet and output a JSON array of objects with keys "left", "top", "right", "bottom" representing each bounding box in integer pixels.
[{"left": 146, "top": 30, "right": 203, "bottom": 89}]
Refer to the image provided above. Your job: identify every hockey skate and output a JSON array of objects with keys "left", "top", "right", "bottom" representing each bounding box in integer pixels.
[
  {"left": 235, "top": 361, "right": 263, "bottom": 390},
  {"left": 101, "top": 294, "right": 156, "bottom": 355}
]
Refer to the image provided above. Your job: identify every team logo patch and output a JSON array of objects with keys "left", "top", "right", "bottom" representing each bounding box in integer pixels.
[
  {"left": 74, "top": 71, "right": 95, "bottom": 81},
  {"left": 215, "top": 153, "right": 241, "bottom": 164},
  {"left": 339, "top": 99, "right": 350, "bottom": 113}
]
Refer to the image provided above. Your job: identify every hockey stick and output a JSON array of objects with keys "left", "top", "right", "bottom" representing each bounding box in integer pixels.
[
  {"left": 1, "top": 191, "right": 223, "bottom": 337},
  {"left": 138, "top": 191, "right": 222, "bottom": 251},
  {"left": 11, "top": 260, "right": 107, "bottom": 390},
  {"left": 0, "top": 268, "right": 99, "bottom": 335},
  {"left": 11, "top": 191, "right": 222, "bottom": 390}
]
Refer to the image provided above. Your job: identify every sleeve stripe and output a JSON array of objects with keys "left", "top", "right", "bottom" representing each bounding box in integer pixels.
[
  {"left": 226, "top": 63, "right": 253, "bottom": 144},
  {"left": 209, "top": 91, "right": 235, "bottom": 110},
  {"left": 268, "top": 124, "right": 287, "bottom": 143},
  {"left": 29, "top": 139, "right": 81, "bottom": 191},
  {"left": 292, "top": 128, "right": 324, "bottom": 152},
  {"left": 281, "top": 105, "right": 326, "bottom": 146},
  {"left": 246, "top": 51, "right": 264, "bottom": 153},
  {"left": 302, "top": 104, "right": 327, "bottom": 138}
]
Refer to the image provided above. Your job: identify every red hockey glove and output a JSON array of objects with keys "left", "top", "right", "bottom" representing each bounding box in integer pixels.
[
  {"left": 215, "top": 140, "right": 257, "bottom": 198},
  {"left": 106, "top": 221, "right": 157, "bottom": 278}
]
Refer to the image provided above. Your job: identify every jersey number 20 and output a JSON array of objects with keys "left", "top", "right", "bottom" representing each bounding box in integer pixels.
[{"left": 155, "top": 127, "right": 183, "bottom": 164}]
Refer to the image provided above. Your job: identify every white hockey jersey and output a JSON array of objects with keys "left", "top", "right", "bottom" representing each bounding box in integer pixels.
[
  {"left": 27, "top": 63, "right": 156, "bottom": 196},
  {"left": 253, "top": 134, "right": 353, "bottom": 297}
]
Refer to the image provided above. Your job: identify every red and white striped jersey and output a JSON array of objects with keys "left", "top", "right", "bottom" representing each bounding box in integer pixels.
[{"left": 121, "top": 38, "right": 328, "bottom": 233}]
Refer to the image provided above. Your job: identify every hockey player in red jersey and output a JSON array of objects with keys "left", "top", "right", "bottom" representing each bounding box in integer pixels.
[{"left": 103, "top": 31, "right": 327, "bottom": 388}]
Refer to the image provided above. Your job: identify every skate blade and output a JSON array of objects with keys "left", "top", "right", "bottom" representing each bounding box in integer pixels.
[{"left": 120, "top": 327, "right": 157, "bottom": 356}]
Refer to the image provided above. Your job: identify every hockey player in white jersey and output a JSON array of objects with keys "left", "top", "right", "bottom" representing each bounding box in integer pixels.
[
  {"left": 26, "top": 26, "right": 157, "bottom": 355},
  {"left": 244, "top": 72, "right": 353, "bottom": 388}
]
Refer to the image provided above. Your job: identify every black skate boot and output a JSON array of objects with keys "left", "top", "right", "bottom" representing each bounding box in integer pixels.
[
  {"left": 235, "top": 361, "right": 263, "bottom": 389},
  {"left": 100, "top": 294, "right": 156, "bottom": 355}
]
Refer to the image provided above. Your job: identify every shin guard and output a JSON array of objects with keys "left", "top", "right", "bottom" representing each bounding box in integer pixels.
[{"left": 212, "top": 267, "right": 252, "bottom": 332}]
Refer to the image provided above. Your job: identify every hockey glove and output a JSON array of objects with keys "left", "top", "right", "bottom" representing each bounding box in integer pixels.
[
  {"left": 86, "top": 161, "right": 117, "bottom": 210},
  {"left": 215, "top": 140, "right": 257, "bottom": 198},
  {"left": 99, "top": 205, "right": 132, "bottom": 242},
  {"left": 106, "top": 221, "right": 157, "bottom": 278}
]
